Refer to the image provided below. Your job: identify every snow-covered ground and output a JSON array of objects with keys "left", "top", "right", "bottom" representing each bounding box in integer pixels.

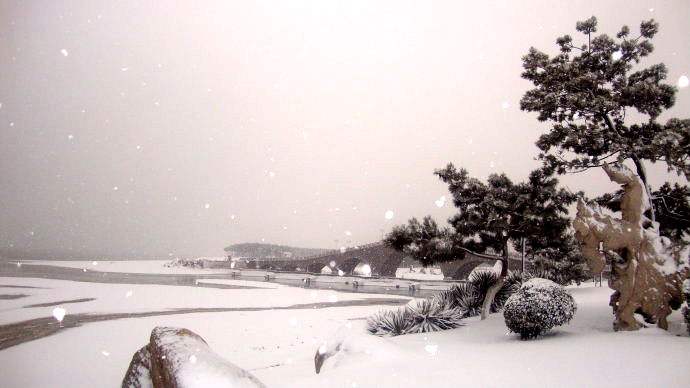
[
  {"left": 0, "top": 276, "right": 401, "bottom": 325},
  {"left": 1, "top": 271, "right": 689, "bottom": 387}
]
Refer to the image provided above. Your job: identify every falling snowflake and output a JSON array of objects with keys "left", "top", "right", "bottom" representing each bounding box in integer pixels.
[
  {"left": 339, "top": 246, "right": 347, "bottom": 253},
  {"left": 329, "top": 260, "right": 336, "bottom": 267},
  {"left": 435, "top": 196, "right": 446, "bottom": 208},
  {"left": 121, "top": 67, "right": 129, "bottom": 72},
  {"left": 67, "top": 134, "right": 74, "bottom": 140},
  {"left": 424, "top": 344, "right": 438, "bottom": 355},
  {"left": 189, "top": 355, "right": 197, "bottom": 364},
  {"left": 113, "top": 186, "right": 118, "bottom": 191},
  {"left": 125, "top": 290, "right": 133, "bottom": 298},
  {"left": 204, "top": 203, "right": 210, "bottom": 209},
  {"left": 337, "top": 269, "right": 344, "bottom": 276},
  {"left": 230, "top": 214, "right": 236, "bottom": 220},
  {"left": 92, "top": 261, "right": 98, "bottom": 266},
  {"left": 268, "top": 171, "right": 275, "bottom": 178},
  {"left": 678, "top": 75, "right": 689, "bottom": 88},
  {"left": 344, "top": 230, "right": 352, "bottom": 236},
  {"left": 52, "top": 307, "right": 66, "bottom": 322},
  {"left": 612, "top": 51, "right": 622, "bottom": 61},
  {"left": 101, "top": 350, "right": 110, "bottom": 357},
  {"left": 60, "top": 49, "right": 69, "bottom": 57},
  {"left": 384, "top": 210, "right": 395, "bottom": 220}
]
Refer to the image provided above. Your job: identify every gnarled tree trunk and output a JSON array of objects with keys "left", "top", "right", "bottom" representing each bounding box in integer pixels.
[{"left": 480, "top": 241, "right": 509, "bottom": 320}]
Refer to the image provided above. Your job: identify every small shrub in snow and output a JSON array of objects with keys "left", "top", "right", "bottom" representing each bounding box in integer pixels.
[
  {"left": 406, "top": 299, "right": 464, "bottom": 333},
  {"left": 367, "top": 300, "right": 463, "bottom": 336},
  {"left": 503, "top": 278, "right": 576, "bottom": 340},
  {"left": 366, "top": 308, "right": 411, "bottom": 336},
  {"left": 434, "top": 271, "right": 522, "bottom": 318},
  {"left": 434, "top": 283, "right": 476, "bottom": 315}
]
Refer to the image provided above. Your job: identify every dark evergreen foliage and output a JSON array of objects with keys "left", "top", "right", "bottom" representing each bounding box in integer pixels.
[
  {"left": 520, "top": 16, "right": 689, "bottom": 186},
  {"left": 384, "top": 165, "right": 577, "bottom": 269},
  {"left": 526, "top": 234, "right": 591, "bottom": 285}
]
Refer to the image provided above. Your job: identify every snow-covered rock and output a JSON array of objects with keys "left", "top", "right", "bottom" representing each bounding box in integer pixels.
[{"left": 122, "top": 327, "right": 265, "bottom": 388}]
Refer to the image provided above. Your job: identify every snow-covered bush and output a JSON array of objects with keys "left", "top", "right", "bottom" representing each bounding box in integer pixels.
[
  {"left": 367, "top": 299, "right": 463, "bottom": 336},
  {"left": 503, "top": 278, "right": 576, "bottom": 340}
]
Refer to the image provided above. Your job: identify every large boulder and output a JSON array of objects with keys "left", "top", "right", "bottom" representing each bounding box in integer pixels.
[
  {"left": 122, "top": 327, "right": 265, "bottom": 388},
  {"left": 573, "top": 164, "right": 689, "bottom": 331}
]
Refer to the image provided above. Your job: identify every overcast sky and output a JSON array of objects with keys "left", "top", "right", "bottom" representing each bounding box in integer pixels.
[{"left": 1, "top": 1, "right": 688, "bottom": 258}]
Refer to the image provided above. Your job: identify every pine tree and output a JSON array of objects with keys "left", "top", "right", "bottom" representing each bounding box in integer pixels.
[
  {"left": 385, "top": 165, "right": 577, "bottom": 319},
  {"left": 520, "top": 16, "right": 690, "bottom": 223}
]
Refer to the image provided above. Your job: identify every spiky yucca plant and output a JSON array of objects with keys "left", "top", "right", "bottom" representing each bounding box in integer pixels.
[
  {"left": 406, "top": 299, "right": 464, "bottom": 333},
  {"left": 467, "top": 270, "right": 522, "bottom": 313},
  {"left": 366, "top": 308, "right": 412, "bottom": 336}
]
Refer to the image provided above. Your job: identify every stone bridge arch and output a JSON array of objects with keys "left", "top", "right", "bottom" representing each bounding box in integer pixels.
[{"left": 251, "top": 242, "right": 405, "bottom": 277}]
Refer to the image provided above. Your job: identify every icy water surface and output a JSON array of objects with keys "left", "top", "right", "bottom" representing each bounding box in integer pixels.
[{"left": 0, "top": 260, "right": 443, "bottom": 298}]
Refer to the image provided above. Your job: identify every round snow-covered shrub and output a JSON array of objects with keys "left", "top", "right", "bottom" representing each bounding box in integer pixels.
[{"left": 503, "top": 278, "right": 576, "bottom": 340}]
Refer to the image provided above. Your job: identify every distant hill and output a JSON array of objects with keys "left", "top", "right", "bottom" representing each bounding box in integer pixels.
[{"left": 224, "top": 243, "right": 332, "bottom": 259}]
